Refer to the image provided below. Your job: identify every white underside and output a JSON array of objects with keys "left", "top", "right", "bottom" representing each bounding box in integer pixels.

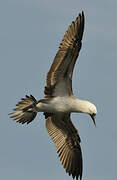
[
  {"left": 36, "top": 96, "right": 88, "bottom": 113},
  {"left": 35, "top": 95, "right": 97, "bottom": 115},
  {"left": 36, "top": 96, "right": 74, "bottom": 113}
]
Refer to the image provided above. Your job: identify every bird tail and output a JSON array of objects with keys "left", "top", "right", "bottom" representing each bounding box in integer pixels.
[{"left": 9, "top": 95, "right": 38, "bottom": 124}]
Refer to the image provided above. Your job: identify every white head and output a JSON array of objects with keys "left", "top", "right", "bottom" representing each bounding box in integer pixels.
[
  {"left": 76, "top": 100, "right": 97, "bottom": 126},
  {"left": 87, "top": 101, "right": 97, "bottom": 114}
]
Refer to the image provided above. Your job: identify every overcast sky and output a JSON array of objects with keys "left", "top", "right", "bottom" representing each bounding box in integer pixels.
[{"left": 1, "top": 0, "right": 117, "bottom": 180}]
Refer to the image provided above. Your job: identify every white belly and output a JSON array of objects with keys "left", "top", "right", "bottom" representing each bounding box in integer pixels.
[{"left": 36, "top": 96, "right": 77, "bottom": 113}]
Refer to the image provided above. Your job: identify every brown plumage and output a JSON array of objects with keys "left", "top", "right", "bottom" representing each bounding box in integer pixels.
[
  {"left": 9, "top": 95, "right": 37, "bottom": 124},
  {"left": 45, "top": 11, "right": 84, "bottom": 98},
  {"left": 46, "top": 114, "right": 82, "bottom": 180},
  {"left": 44, "top": 13, "right": 84, "bottom": 178},
  {"left": 9, "top": 12, "right": 91, "bottom": 180}
]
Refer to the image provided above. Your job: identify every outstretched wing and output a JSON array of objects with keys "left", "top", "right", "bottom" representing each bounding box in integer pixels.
[
  {"left": 45, "top": 113, "right": 82, "bottom": 180},
  {"left": 45, "top": 12, "right": 84, "bottom": 98}
]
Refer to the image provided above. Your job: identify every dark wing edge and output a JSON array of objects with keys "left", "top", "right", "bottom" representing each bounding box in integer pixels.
[
  {"left": 45, "top": 114, "right": 83, "bottom": 180},
  {"left": 45, "top": 12, "right": 85, "bottom": 97}
]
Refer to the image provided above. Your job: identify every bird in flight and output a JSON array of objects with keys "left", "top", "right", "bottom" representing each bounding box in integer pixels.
[{"left": 9, "top": 11, "right": 97, "bottom": 180}]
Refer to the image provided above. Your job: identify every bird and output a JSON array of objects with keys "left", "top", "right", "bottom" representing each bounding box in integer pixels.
[{"left": 9, "top": 11, "right": 97, "bottom": 180}]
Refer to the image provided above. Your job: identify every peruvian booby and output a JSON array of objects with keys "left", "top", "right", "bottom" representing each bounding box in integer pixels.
[{"left": 9, "top": 11, "right": 97, "bottom": 180}]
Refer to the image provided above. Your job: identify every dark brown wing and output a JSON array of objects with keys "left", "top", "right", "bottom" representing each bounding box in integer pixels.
[
  {"left": 45, "top": 113, "right": 82, "bottom": 180},
  {"left": 45, "top": 12, "right": 84, "bottom": 98}
]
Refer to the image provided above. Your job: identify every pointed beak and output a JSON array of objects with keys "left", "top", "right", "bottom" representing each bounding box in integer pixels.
[{"left": 90, "top": 114, "right": 96, "bottom": 127}]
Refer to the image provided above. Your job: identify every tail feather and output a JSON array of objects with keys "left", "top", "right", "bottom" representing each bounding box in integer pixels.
[{"left": 9, "top": 95, "right": 37, "bottom": 124}]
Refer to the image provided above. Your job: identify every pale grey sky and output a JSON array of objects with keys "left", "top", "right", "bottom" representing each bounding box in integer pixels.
[{"left": 1, "top": 0, "right": 117, "bottom": 180}]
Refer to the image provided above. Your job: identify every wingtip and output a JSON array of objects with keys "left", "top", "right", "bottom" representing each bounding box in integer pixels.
[
  {"left": 78, "top": 11, "right": 84, "bottom": 17},
  {"left": 77, "top": 11, "right": 85, "bottom": 26},
  {"left": 81, "top": 10, "right": 85, "bottom": 22},
  {"left": 82, "top": 11, "right": 85, "bottom": 22},
  {"left": 82, "top": 11, "right": 84, "bottom": 16},
  {"left": 78, "top": 11, "right": 84, "bottom": 23}
]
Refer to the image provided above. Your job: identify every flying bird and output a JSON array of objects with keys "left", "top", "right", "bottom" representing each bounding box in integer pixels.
[{"left": 9, "top": 11, "right": 97, "bottom": 180}]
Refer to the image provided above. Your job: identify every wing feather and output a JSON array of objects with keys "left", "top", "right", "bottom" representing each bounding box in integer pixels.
[
  {"left": 45, "top": 114, "right": 82, "bottom": 180},
  {"left": 9, "top": 95, "right": 37, "bottom": 124},
  {"left": 45, "top": 12, "right": 85, "bottom": 97}
]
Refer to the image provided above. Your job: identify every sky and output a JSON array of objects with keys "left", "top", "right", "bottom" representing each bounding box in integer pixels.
[{"left": 0, "top": 0, "right": 117, "bottom": 179}]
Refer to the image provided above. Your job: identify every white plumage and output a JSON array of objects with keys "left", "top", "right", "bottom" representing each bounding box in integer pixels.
[{"left": 9, "top": 11, "right": 97, "bottom": 180}]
